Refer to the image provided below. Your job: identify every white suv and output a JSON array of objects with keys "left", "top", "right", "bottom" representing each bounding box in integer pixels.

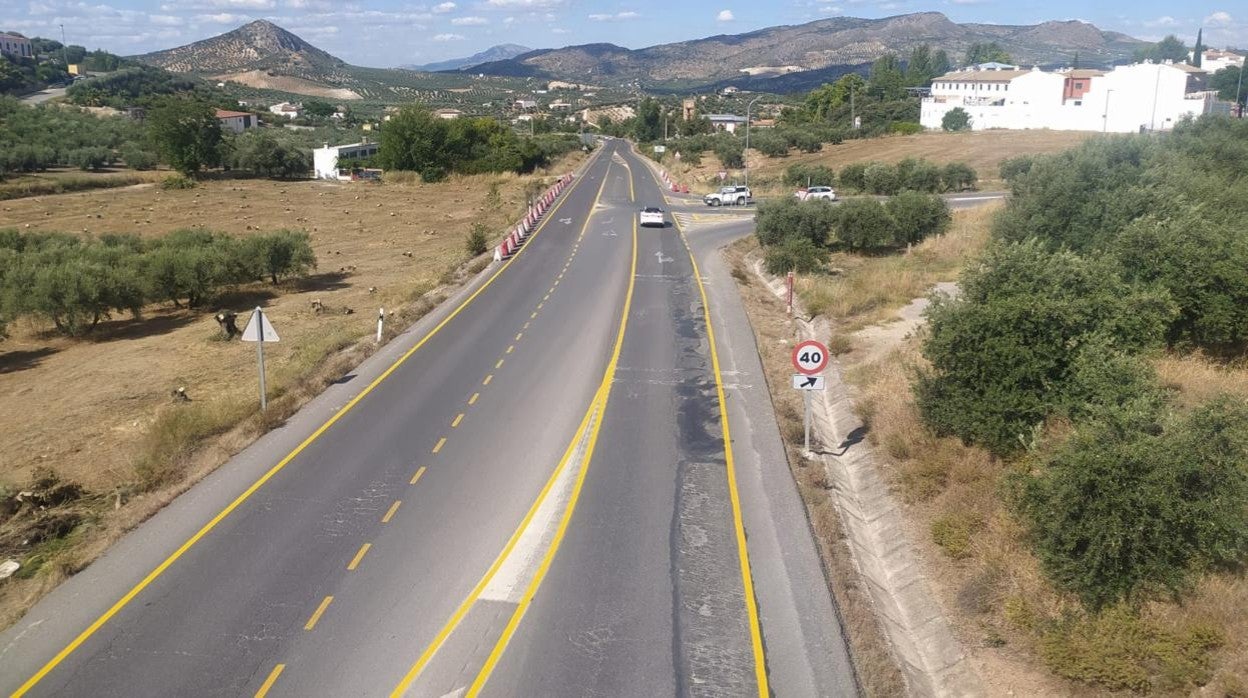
[
  {"left": 703, "top": 186, "right": 752, "bottom": 206},
  {"left": 795, "top": 186, "right": 837, "bottom": 201}
]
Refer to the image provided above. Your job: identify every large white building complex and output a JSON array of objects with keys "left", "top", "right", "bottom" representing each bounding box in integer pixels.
[{"left": 920, "top": 60, "right": 1226, "bottom": 133}]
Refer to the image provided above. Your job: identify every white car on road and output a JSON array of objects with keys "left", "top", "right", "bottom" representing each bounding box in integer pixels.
[
  {"left": 795, "top": 186, "right": 837, "bottom": 201},
  {"left": 639, "top": 206, "right": 666, "bottom": 227}
]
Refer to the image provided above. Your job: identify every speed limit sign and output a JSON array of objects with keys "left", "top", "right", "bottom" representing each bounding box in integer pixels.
[{"left": 792, "top": 340, "right": 829, "bottom": 375}]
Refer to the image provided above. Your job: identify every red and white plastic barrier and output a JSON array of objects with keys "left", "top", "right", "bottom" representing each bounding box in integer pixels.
[{"left": 493, "top": 173, "right": 575, "bottom": 261}]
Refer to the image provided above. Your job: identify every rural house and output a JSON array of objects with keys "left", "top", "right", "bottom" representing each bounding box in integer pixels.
[
  {"left": 215, "top": 109, "right": 256, "bottom": 134},
  {"left": 706, "top": 114, "right": 748, "bottom": 133},
  {"left": 0, "top": 32, "right": 32, "bottom": 59},
  {"left": 313, "top": 139, "right": 380, "bottom": 180}
]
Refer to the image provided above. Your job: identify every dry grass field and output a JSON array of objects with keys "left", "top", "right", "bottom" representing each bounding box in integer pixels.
[
  {"left": 0, "top": 153, "right": 582, "bottom": 623},
  {"left": 665, "top": 130, "right": 1095, "bottom": 195}
]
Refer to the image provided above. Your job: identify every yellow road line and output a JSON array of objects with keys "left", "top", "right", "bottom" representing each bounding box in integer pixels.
[
  {"left": 452, "top": 413, "right": 464, "bottom": 428},
  {"left": 7, "top": 136, "right": 611, "bottom": 698},
  {"left": 530, "top": 312, "right": 537, "bottom": 320},
  {"left": 666, "top": 167, "right": 769, "bottom": 696},
  {"left": 382, "top": 500, "right": 402, "bottom": 523},
  {"left": 523, "top": 322, "right": 530, "bottom": 330},
  {"left": 483, "top": 374, "right": 493, "bottom": 385},
  {"left": 304, "top": 595, "right": 334, "bottom": 630},
  {"left": 389, "top": 157, "right": 625, "bottom": 698},
  {"left": 495, "top": 358, "right": 505, "bottom": 369},
  {"left": 409, "top": 466, "right": 427, "bottom": 485},
  {"left": 537, "top": 303, "right": 544, "bottom": 310},
  {"left": 506, "top": 345, "right": 514, "bottom": 354},
  {"left": 432, "top": 437, "right": 447, "bottom": 454},
  {"left": 468, "top": 393, "right": 480, "bottom": 406},
  {"left": 347, "top": 543, "right": 371, "bottom": 571},
  {"left": 516, "top": 332, "right": 524, "bottom": 341},
  {"left": 466, "top": 218, "right": 639, "bottom": 696},
  {"left": 255, "top": 663, "right": 284, "bottom": 697}
]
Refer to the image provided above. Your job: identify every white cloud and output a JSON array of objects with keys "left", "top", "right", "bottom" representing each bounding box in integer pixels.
[
  {"left": 283, "top": 0, "right": 333, "bottom": 8},
  {"left": 1144, "top": 15, "right": 1179, "bottom": 28},
  {"left": 433, "top": 32, "right": 464, "bottom": 40},
  {"left": 451, "top": 15, "right": 487, "bottom": 25},
  {"left": 503, "top": 15, "right": 515, "bottom": 23},
  {"left": 197, "top": 12, "right": 247, "bottom": 23},
  {"left": 204, "top": 0, "right": 273, "bottom": 8},
  {"left": 552, "top": 26, "right": 568, "bottom": 33},
  {"left": 716, "top": 9, "right": 734, "bottom": 21},
  {"left": 949, "top": 0, "right": 987, "bottom": 5},
  {"left": 1205, "top": 11, "right": 1233, "bottom": 26},
  {"left": 148, "top": 14, "right": 183, "bottom": 26},
  {"left": 588, "top": 11, "right": 639, "bottom": 20},
  {"left": 433, "top": 2, "right": 456, "bottom": 13},
  {"left": 486, "top": 0, "right": 565, "bottom": 8}
]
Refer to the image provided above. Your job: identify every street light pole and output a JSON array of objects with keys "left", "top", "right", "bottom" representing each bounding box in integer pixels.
[
  {"left": 59, "top": 24, "right": 68, "bottom": 71},
  {"left": 1102, "top": 89, "right": 1114, "bottom": 132},
  {"left": 744, "top": 95, "right": 762, "bottom": 188},
  {"left": 1236, "top": 59, "right": 1246, "bottom": 118}
]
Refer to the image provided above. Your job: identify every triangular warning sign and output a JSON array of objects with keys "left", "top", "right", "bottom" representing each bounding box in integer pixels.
[{"left": 241, "top": 308, "right": 280, "bottom": 342}]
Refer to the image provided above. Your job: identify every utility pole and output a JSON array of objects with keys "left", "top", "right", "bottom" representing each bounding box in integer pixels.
[
  {"left": 744, "top": 95, "right": 761, "bottom": 188},
  {"left": 60, "top": 24, "right": 68, "bottom": 71},
  {"left": 1236, "top": 58, "right": 1246, "bottom": 118},
  {"left": 1102, "top": 89, "right": 1114, "bottom": 132}
]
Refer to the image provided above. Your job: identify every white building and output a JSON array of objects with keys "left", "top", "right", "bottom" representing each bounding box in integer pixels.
[
  {"left": 313, "top": 140, "right": 380, "bottom": 180},
  {"left": 269, "top": 102, "right": 302, "bottom": 119},
  {"left": 706, "top": 113, "right": 748, "bottom": 133},
  {"left": 215, "top": 109, "right": 256, "bottom": 134},
  {"left": 1197, "top": 49, "right": 1245, "bottom": 75},
  {"left": 921, "top": 62, "right": 1218, "bottom": 134},
  {"left": 434, "top": 108, "right": 463, "bottom": 120}
]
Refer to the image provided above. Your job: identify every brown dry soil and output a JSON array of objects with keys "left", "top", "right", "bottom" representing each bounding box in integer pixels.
[
  {"left": 0, "top": 154, "right": 582, "bottom": 624},
  {"left": 666, "top": 129, "right": 1094, "bottom": 194}
]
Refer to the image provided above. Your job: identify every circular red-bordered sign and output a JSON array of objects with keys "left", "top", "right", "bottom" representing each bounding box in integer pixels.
[{"left": 792, "top": 340, "right": 829, "bottom": 375}]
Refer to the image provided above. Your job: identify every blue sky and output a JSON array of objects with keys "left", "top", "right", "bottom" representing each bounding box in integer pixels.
[{"left": 1, "top": 0, "right": 1244, "bottom": 68}]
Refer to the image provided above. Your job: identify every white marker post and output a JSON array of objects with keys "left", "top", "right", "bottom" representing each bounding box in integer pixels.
[
  {"left": 792, "top": 339, "right": 829, "bottom": 457},
  {"left": 377, "top": 308, "right": 384, "bottom": 343},
  {"left": 241, "top": 307, "right": 281, "bottom": 411}
]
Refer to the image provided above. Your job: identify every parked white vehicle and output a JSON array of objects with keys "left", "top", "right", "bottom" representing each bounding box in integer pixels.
[
  {"left": 639, "top": 206, "right": 666, "bottom": 227},
  {"left": 795, "top": 186, "right": 837, "bottom": 201},
  {"left": 703, "top": 185, "right": 753, "bottom": 206}
]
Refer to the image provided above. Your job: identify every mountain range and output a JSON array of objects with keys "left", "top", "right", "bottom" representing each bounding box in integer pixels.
[
  {"left": 401, "top": 44, "right": 532, "bottom": 73},
  {"left": 132, "top": 13, "right": 1148, "bottom": 97}
]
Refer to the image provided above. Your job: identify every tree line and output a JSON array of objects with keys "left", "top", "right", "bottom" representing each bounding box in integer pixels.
[
  {"left": 913, "top": 115, "right": 1248, "bottom": 611},
  {"left": 0, "top": 228, "right": 316, "bottom": 337}
]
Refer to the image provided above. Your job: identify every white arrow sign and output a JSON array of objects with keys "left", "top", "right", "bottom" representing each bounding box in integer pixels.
[
  {"left": 792, "top": 374, "right": 825, "bottom": 390},
  {"left": 655, "top": 251, "right": 672, "bottom": 264},
  {"left": 559, "top": 217, "right": 573, "bottom": 225},
  {"left": 241, "top": 308, "right": 280, "bottom": 342}
]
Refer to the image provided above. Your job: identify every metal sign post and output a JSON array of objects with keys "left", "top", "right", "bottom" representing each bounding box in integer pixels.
[
  {"left": 241, "top": 307, "right": 281, "bottom": 411},
  {"left": 792, "top": 340, "right": 830, "bottom": 457}
]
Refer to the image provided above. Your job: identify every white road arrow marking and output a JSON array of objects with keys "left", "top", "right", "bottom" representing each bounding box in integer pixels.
[
  {"left": 655, "top": 251, "right": 672, "bottom": 264},
  {"left": 559, "top": 217, "right": 573, "bottom": 225}
]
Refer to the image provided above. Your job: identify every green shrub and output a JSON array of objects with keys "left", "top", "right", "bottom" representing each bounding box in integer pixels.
[
  {"left": 750, "top": 130, "right": 790, "bottom": 158},
  {"left": 915, "top": 241, "right": 1175, "bottom": 455},
  {"left": 863, "top": 161, "right": 901, "bottom": 195},
  {"left": 942, "top": 107, "right": 971, "bottom": 132},
  {"left": 764, "top": 236, "right": 826, "bottom": 275},
  {"left": 1038, "top": 607, "right": 1223, "bottom": 692},
  {"left": 161, "top": 174, "right": 196, "bottom": 190},
  {"left": 886, "top": 191, "right": 950, "bottom": 245},
  {"left": 902, "top": 159, "right": 943, "bottom": 193},
  {"left": 890, "top": 121, "right": 922, "bottom": 135},
  {"left": 999, "top": 155, "right": 1034, "bottom": 182},
  {"left": 781, "top": 128, "right": 823, "bottom": 153},
  {"left": 754, "top": 197, "right": 838, "bottom": 247},
  {"left": 241, "top": 230, "right": 317, "bottom": 284},
  {"left": 120, "top": 145, "right": 158, "bottom": 170},
  {"left": 931, "top": 511, "right": 983, "bottom": 559},
  {"left": 1020, "top": 396, "right": 1248, "bottom": 609},
  {"left": 839, "top": 162, "right": 868, "bottom": 192},
  {"left": 466, "top": 222, "right": 489, "bottom": 256},
  {"left": 782, "top": 163, "right": 836, "bottom": 188},
  {"left": 831, "top": 199, "right": 898, "bottom": 250},
  {"left": 940, "top": 162, "right": 977, "bottom": 191},
  {"left": 66, "top": 147, "right": 111, "bottom": 171},
  {"left": 714, "top": 138, "right": 744, "bottom": 169}
]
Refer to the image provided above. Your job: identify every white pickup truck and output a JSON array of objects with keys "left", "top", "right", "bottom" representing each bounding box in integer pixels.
[{"left": 703, "top": 185, "right": 753, "bottom": 206}]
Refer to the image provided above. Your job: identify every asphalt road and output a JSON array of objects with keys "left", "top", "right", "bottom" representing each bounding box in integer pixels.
[
  {"left": 0, "top": 140, "right": 861, "bottom": 697},
  {"left": 19, "top": 87, "right": 67, "bottom": 104}
]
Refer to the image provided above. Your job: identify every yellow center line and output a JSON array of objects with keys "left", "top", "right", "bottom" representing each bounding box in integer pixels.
[
  {"left": 468, "top": 392, "right": 480, "bottom": 405},
  {"left": 495, "top": 358, "right": 505, "bottom": 369},
  {"left": 543, "top": 293, "right": 551, "bottom": 301},
  {"left": 388, "top": 152, "right": 621, "bottom": 698},
  {"left": 347, "top": 543, "right": 371, "bottom": 571},
  {"left": 452, "top": 413, "right": 464, "bottom": 428},
  {"left": 537, "top": 303, "right": 544, "bottom": 310},
  {"left": 530, "top": 312, "right": 538, "bottom": 320},
  {"left": 255, "top": 664, "right": 285, "bottom": 697},
  {"left": 483, "top": 374, "right": 493, "bottom": 385},
  {"left": 410, "top": 466, "right": 427, "bottom": 485},
  {"left": 515, "top": 332, "right": 524, "bottom": 341},
  {"left": 465, "top": 218, "right": 640, "bottom": 697},
  {"left": 432, "top": 437, "right": 447, "bottom": 454},
  {"left": 523, "top": 322, "right": 530, "bottom": 330},
  {"left": 506, "top": 345, "right": 515, "bottom": 354},
  {"left": 382, "top": 500, "right": 402, "bottom": 523},
  {"left": 304, "top": 595, "right": 334, "bottom": 630}
]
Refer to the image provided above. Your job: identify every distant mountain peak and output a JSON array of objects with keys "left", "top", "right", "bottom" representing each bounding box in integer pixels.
[
  {"left": 134, "top": 20, "right": 345, "bottom": 76},
  {"left": 403, "top": 43, "right": 534, "bottom": 73}
]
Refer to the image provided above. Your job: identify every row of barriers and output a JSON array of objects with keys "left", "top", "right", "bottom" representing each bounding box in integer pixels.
[
  {"left": 658, "top": 170, "right": 690, "bottom": 194},
  {"left": 493, "top": 173, "right": 575, "bottom": 262}
]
